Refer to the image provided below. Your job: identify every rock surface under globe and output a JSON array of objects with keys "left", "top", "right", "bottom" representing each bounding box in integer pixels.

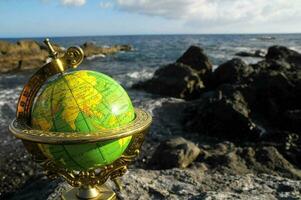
[{"left": 31, "top": 70, "right": 135, "bottom": 171}]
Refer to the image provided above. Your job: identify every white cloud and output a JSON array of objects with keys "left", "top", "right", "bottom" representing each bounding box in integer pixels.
[
  {"left": 113, "top": 0, "right": 301, "bottom": 28},
  {"left": 99, "top": 1, "right": 113, "bottom": 9},
  {"left": 61, "top": 0, "right": 86, "bottom": 6}
]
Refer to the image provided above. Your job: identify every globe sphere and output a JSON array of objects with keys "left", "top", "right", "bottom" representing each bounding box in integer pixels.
[{"left": 31, "top": 70, "right": 135, "bottom": 171}]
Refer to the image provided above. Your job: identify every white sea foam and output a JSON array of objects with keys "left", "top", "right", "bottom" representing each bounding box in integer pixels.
[
  {"left": 233, "top": 47, "right": 253, "bottom": 52},
  {"left": 0, "top": 87, "right": 21, "bottom": 126},
  {"left": 289, "top": 46, "right": 301, "bottom": 53},
  {"left": 0, "top": 87, "right": 21, "bottom": 106},
  {"left": 86, "top": 54, "right": 106, "bottom": 60},
  {"left": 126, "top": 69, "right": 154, "bottom": 80},
  {"left": 136, "top": 97, "right": 184, "bottom": 115},
  {"left": 0, "top": 74, "right": 17, "bottom": 80},
  {"left": 46, "top": 58, "right": 52, "bottom": 63},
  {"left": 238, "top": 57, "right": 264, "bottom": 65},
  {"left": 118, "top": 69, "right": 155, "bottom": 88}
]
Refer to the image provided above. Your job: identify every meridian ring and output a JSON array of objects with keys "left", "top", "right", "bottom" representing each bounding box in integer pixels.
[{"left": 9, "top": 108, "right": 152, "bottom": 145}]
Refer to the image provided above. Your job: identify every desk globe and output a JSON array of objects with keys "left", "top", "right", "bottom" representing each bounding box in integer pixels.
[
  {"left": 9, "top": 39, "right": 152, "bottom": 200},
  {"left": 32, "top": 70, "right": 135, "bottom": 171}
]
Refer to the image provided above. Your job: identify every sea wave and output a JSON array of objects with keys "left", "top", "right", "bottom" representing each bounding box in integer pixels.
[
  {"left": 117, "top": 68, "right": 156, "bottom": 88},
  {"left": 135, "top": 97, "right": 184, "bottom": 115},
  {"left": 86, "top": 54, "right": 106, "bottom": 60},
  {"left": 237, "top": 56, "right": 264, "bottom": 64},
  {"left": 289, "top": 46, "right": 301, "bottom": 53},
  {"left": 0, "top": 87, "right": 21, "bottom": 126},
  {"left": 250, "top": 36, "right": 276, "bottom": 41},
  {"left": 126, "top": 69, "right": 154, "bottom": 80}
]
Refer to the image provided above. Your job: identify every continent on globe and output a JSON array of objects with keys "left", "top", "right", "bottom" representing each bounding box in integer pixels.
[{"left": 31, "top": 70, "right": 135, "bottom": 171}]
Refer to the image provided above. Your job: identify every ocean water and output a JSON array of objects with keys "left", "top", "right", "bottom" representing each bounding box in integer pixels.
[{"left": 1, "top": 34, "right": 301, "bottom": 129}]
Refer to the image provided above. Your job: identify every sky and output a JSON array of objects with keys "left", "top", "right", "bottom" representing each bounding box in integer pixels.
[{"left": 0, "top": 0, "right": 301, "bottom": 38}]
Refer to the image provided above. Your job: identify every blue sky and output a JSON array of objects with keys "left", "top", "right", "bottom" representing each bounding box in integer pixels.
[{"left": 1, "top": 0, "right": 301, "bottom": 38}]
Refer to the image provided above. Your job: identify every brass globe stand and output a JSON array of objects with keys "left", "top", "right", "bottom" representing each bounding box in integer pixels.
[{"left": 8, "top": 39, "right": 152, "bottom": 200}]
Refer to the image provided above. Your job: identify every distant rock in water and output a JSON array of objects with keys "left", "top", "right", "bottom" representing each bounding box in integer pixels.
[
  {"left": 133, "top": 45, "right": 212, "bottom": 99},
  {"left": 0, "top": 40, "right": 49, "bottom": 73},
  {"left": 0, "top": 40, "right": 132, "bottom": 73},
  {"left": 235, "top": 49, "right": 265, "bottom": 58},
  {"left": 150, "top": 137, "right": 200, "bottom": 169},
  {"left": 81, "top": 42, "right": 133, "bottom": 58},
  {"left": 256, "top": 36, "right": 276, "bottom": 41}
]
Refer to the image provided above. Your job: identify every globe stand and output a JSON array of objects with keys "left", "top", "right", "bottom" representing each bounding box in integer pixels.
[
  {"left": 62, "top": 185, "right": 115, "bottom": 200},
  {"left": 10, "top": 109, "right": 151, "bottom": 200},
  {"left": 8, "top": 39, "right": 152, "bottom": 200}
]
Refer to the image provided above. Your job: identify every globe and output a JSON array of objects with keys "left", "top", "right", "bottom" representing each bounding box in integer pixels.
[{"left": 31, "top": 70, "right": 135, "bottom": 171}]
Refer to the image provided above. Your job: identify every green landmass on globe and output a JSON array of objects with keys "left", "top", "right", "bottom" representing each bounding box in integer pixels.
[{"left": 31, "top": 70, "right": 135, "bottom": 171}]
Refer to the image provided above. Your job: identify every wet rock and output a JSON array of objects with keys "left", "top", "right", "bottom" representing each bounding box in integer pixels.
[
  {"left": 252, "top": 146, "right": 301, "bottom": 179},
  {"left": 185, "top": 84, "right": 260, "bottom": 141},
  {"left": 213, "top": 58, "right": 253, "bottom": 86},
  {"left": 252, "top": 59, "right": 292, "bottom": 72},
  {"left": 0, "top": 40, "right": 132, "bottom": 73},
  {"left": 197, "top": 142, "right": 301, "bottom": 179},
  {"left": 247, "top": 71, "right": 297, "bottom": 123},
  {"left": 283, "top": 110, "right": 301, "bottom": 132},
  {"left": 81, "top": 42, "right": 133, "bottom": 58},
  {"left": 236, "top": 49, "right": 265, "bottom": 58},
  {"left": 133, "top": 63, "right": 204, "bottom": 100},
  {"left": 176, "top": 46, "right": 213, "bottom": 87},
  {"left": 261, "top": 131, "right": 301, "bottom": 168},
  {"left": 266, "top": 46, "right": 300, "bottom": 60},
  {"left": 266, "top": 45, "right": 301, "bottom": 68},
  {"left": 133, "top": 45, "right": 214, "bottom": 98},
  {"left": 176, "top": 45, "right": 212, "bottom": 73},
  {"left": 1, "top": 175, "right": 59, "bottom": 200},
  {"left": 0, "top": 40, "right": 48, "bottom": 73},
  {"left": 150, "top": 137, "right": 201, "bottom": 169}
]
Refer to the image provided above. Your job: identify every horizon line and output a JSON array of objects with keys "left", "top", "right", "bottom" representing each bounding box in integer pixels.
[{"left": 1, "top": 32, "right": 301, "bottom": 39}]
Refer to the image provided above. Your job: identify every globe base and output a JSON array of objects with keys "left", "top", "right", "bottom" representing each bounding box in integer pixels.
[{"left": 61, "top": 184, "right": 116, "bottom": 200}]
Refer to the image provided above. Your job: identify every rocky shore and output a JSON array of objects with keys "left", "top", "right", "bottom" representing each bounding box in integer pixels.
[
  {"left": 1, "top": 44, "right": 301, "bottom": 199},
  {"left": 0, "top": 40, "right": 133, "bottom": 73},
  {"left": 133, "top": 44, "right": 301, "bottom": 178}
]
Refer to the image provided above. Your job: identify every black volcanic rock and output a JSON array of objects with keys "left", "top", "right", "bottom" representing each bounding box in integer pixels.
[
  {"left": 133, "top": 45, "right": 214, "bottom": 99},
  {"left": 197, "top": 142, "right": 301, "bottom": 179},
  {"left": 266, "top": 46, "right": 300, "bottom": 60},
  {"left": 252, "top": 59, "right": 292, "bottom": 73},
  {"left": 133, "top": 63, "right": 204, "bottom": 100},
  {"left": 150, "top": 137, "right": 200, "bottom": 169},
  {"left": 176, "top": 45, "right": 213, "bottom": 86},
  {"left": 0, "top": 40, "right": 132, "bottom": 73},
  {"left": 236, "top": 50, "right": 265, "bottom": 58},
  {"left": 266, "top": 46, "right": 301, "bottom": 68},
  {"left": 184, "top": 46, "right": 301, "bottom": 145},
  {"left": 283, "top": 110, "right": 301, "bottom": 132},
  {"left": 213, "top": 58, "right": 253, "bottom": 86},
  {"left": 176, "top": 45, "right": 212, "bottom": 73},
  {"left": 81, "top": 42, "right": 133, "bottom": 57},
  {"left": 185, "top": 84, "right": 260, "bottom": 141},
  {"left": 247, "top": 71, "right": 297, "bottom": 123}
]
